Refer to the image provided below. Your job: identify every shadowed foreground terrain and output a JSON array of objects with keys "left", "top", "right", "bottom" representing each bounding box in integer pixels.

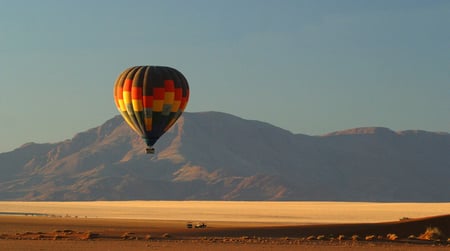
[{"left": 1, "top": 214, "right": 449, "bottom": 250}]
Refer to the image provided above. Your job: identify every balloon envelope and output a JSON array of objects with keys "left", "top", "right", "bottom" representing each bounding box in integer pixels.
[{"left": 113, "top": 66, "right": 189, "bottom": 153}]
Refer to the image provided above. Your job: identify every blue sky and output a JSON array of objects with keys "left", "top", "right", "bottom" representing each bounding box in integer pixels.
[{"left": 1, "top": 0, "right": 449, "bottom": 153}]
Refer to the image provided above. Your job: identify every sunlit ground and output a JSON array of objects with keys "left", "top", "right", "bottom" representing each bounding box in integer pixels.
[{"left": 0, "top": 201, "right": 448, "bottom": 224}]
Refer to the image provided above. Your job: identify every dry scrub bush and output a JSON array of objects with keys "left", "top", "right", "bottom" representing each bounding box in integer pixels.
[
  {"left": 419, "top": 227, "right": 444, "bottom": 241},
  {"left": 306, "top": 235, "right": 315, "bottom": 240},
  {"left": 365, "top": 235, "right": 376, "bottom": 241},
  {"left": 351, "top": 235, "right": 360, "bottom": 241},
  {"left": 316, "top": 235, "right": 325, "bottom": 240},
  {"left": 121, "top": 232, "right": 138, "bottom": 240},
  {"left": 387, "top": 233, "right": 398, "bottom": 240}
]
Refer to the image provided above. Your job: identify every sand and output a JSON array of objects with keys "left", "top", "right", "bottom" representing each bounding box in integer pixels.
[
  {"left": 1, "top": 201, "right": 449, "bottom": 224},
  {"left": 1, "top": 214, "right": 449, "bottom": 251}
]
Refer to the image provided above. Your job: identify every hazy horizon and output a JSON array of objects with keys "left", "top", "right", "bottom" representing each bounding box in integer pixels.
[{"left": 1, "top": 201, "right": 449, "bottom": 224}]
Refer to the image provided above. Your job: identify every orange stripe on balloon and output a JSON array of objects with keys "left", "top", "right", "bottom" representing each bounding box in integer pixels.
[
  {"left": 132, "top": 87, "right": 142, "bottom": 99},
  {"left": 153, "top": 100, "right": 164, "bottom": 112},
  {"left": 171, "top": 100, "right": 181, "bottom": 112},
  {"left": 132, "top": 100, "right": 143, "bottom": 111},
  {"left": 145, "top": 118, "right": 152, "bottom": 131},
  {"left": 164, "top": 92, "right": 174, "bottom": 104},
  {"left": 123, "top": 79, "right": 132, "bottom": 92},
  {"left": 116, "top": 87, "right": 123, "bottom": 99}
]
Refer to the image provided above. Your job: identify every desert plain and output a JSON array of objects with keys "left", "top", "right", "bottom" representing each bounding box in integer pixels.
[{"left": 0, "top": 201, "right": 449, "bottom": 250}]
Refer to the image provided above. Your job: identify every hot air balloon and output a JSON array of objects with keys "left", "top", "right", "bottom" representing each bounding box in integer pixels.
[{"left": 113, "top": 66, "right": 189, "bottom": 154}]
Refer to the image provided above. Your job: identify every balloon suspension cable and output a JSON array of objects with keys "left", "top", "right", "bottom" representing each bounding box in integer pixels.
[{"left": 145, "top": 147, "right": 155, "bottom": 154}]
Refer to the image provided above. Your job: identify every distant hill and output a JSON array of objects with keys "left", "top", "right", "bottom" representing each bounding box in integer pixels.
[{"left": 0, "top": 111, "right": 449, "bottom": 201}]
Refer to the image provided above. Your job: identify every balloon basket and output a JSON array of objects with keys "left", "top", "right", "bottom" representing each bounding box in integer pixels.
[{"left": 145, "top": 147, "right": 155, "bottom": 154}]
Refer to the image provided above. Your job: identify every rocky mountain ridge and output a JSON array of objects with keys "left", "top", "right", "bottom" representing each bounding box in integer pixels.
[{"left": 1, "top": 111, "right": 449, "bottom": 201}]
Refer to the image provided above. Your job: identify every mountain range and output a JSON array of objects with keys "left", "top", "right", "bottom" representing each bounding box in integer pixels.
[{"left": 1, "top": 111, "right": 449, "bottom": 201}]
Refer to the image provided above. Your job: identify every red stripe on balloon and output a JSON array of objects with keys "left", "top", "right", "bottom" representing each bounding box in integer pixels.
[
  {"left": 164, "top": 80, "right": 175, "bottom": 92},
  {"left": 143, "top": 96, "right": 153, "bottom": 108},
  {"left": 153, "top": 88, "right": 165, "bottom": 99},
  {"left": 174, "top": 88, "right": 182, "bottom": 100}
]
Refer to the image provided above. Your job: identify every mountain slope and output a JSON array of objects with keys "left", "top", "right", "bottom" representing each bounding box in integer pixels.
[{"left": 0, "top": 112, "right": 449, "bottom": 201}]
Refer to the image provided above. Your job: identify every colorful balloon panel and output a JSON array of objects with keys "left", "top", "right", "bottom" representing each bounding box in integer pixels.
[{"left": 114, "top": 66, "right": 189, "bottom": 149}]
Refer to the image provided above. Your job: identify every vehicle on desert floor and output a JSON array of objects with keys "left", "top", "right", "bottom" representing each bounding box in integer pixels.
[
  {"left": 195, "top": 222, "right": 207, "bottom": 228},
  {"left": 186, "top": 222, "right": 207, "bottom": 229}
]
